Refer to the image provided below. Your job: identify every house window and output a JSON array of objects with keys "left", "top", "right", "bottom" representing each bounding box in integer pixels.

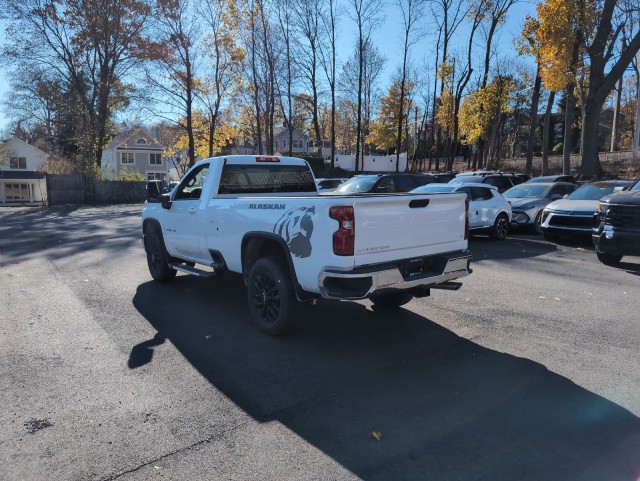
[
  {"left": 150, "top": 153, "right": 162, "bottom": 165},
  {"left": 136, "top": 138, "right": 147, "bottom": 144},
  {"left": 293, "top": 140, "right": 303, "bottom": 148},
  {"left": 121, "top": 152, "right": 134, "bottom": 164},
  {"left": 147, "top": 172, "right": 165, "bottom": 181},
  {"left": 9, "top": 157, "right": 27, "bottom": 169},
  {"left": 308, "top": 141, "right": 315, "bottom": 148}
]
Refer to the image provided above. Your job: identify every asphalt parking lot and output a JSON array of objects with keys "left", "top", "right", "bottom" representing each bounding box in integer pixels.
[{"left": 1, "top": 204, "right": 639, "bottom": 481}]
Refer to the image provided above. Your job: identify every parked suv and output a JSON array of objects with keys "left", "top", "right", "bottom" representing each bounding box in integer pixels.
[
  {"left": 592, "top": 179, "right": 640, "bottom": 265},
  {"left": 450, "top": 172, "right": 524, "bottom": 193},
  {"left": 332, "top": 173, "right": 438, "bottom": 194}
]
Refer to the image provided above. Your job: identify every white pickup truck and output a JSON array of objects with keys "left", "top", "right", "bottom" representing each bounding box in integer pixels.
[{"left": 142, "top": 155, "right": 472, "bottom": 335}]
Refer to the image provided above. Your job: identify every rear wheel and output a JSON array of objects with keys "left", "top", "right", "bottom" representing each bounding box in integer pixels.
[
  {"left": 370, "top": 291, "right": 413, "bottom": 308},
  {"left": 490, "top": 214, "right": 509, "bottom": 240},
  {"left": 596, "top": 251, "right": 622, "bottom": 265},
  {"left": 145, "top": 232, "right": 177, "bottom": 282},
  {"left": 247, "top": 258, "right": 296, "bottom": 336}
]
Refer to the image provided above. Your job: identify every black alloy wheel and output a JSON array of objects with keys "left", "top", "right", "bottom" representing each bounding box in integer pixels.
[
  {"left": 145, "top": 233, "right": 177, "bottom": 282},
  {"left": 247, "top": 258, "right": 295, "bottom": 335}
]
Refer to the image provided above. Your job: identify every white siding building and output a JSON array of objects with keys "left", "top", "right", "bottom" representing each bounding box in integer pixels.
[{"left": 0, "top": 138, "right": 48, "bottom": 204}]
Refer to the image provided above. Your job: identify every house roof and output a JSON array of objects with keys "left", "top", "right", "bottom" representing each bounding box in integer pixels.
[
  {"left": 1, "top": 137, "right": 49, "bottom": 157},
  {"left": 105, "top": 127, "right": 163, "bottom": 151},
  {"left": 0, "top": 170, "right": 46, "bottom": 179}
]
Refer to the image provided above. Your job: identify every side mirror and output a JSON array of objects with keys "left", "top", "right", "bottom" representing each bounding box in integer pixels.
[
  {"left": 563, "top": 194, "right": 568, "bottom": 199},
  {"left": 146, "top": 180, "right": 163, "bottom": 201},
  {"left": 161, "top": 194, "right": 172, "bottom": 210}
]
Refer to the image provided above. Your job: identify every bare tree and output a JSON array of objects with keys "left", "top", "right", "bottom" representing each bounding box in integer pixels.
[
  {"left": 198, "top": 0, "right": 245, "bottom": 157},
  {"left": 320, "top": 0, "right": 339, "bottom": 170},
  {"left": 346, "top": 0, "right": 384, "bottom": 172},
  {"left": 146, "top": 0, "right": 202, "bottom": 166},
  {"left": 394, "top": 0, "right": 428, "bottom": 172}
]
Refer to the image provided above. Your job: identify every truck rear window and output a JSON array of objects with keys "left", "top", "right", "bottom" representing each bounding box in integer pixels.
[{"left": 218, "top": 164, "right": 316, "bottom": 194}]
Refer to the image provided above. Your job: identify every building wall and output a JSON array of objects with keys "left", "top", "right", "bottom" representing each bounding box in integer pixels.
[{"left": 3, "top": 138, "right": 48, "bottom": 171}]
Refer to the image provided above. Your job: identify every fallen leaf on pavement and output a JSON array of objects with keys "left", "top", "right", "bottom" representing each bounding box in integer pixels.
[{"left": 371, "top": 431, "right": 382, "bottom": 442}]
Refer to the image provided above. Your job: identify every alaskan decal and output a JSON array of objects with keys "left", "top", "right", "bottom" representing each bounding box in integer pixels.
[
  {"left": 273, "top": 206, "right": 316, "bottom": 258},
  {"left": 249, "top": 203, "right": 286, "bottom": 210}
]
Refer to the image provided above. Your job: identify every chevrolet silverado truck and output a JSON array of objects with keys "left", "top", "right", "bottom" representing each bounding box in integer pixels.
[
  {"left": 142, "top": 155, "right": 472, "bottom": 335},
  {"left": 593, "top": 179, "right": 640, "bottom": 265}
]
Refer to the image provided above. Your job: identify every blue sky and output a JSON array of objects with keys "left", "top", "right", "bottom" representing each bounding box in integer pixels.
[{"left": 0, "top": 1, "right": 535, "bottom": 132}]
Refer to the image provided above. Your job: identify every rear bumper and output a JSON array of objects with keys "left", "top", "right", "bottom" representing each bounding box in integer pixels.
[
  {"left": 318, "top": 250, "right": 472, "bottom": 300},
  {"left": 592, "top": 225, "right": 640, "bottom": 256}
]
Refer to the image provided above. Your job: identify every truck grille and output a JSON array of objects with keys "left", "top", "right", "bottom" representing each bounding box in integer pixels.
[{"left": 607, "top": 205, "right": 640, "bottom": 228}]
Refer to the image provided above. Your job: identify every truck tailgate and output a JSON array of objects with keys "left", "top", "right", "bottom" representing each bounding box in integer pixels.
[{"left": 352, "top": 193, "right": 467, "bottom": 266}]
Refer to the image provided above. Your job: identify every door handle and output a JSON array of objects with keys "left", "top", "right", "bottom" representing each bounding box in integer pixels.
[{"left": 188, "top": 207, "right": 196, "bottom": 214}]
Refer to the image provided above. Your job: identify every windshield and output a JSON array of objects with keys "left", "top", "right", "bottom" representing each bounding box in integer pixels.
[
  {"left": 503, "top": 184, "right": 548, "bottom": 199},
  {"left": 334, "top": 176, "right": 379, "bottom": 193},
  {"left": 567, "top": 184, "right": 616, "bottom": 201},
  {"left": 411, "top": 184, "right": 456, "bottom": 193},
  {"left": 449, "top": 176, "right": 483, "bottom": 184},
  {"left": 630, "top": 181, "right": 640, "bottom": 191}
]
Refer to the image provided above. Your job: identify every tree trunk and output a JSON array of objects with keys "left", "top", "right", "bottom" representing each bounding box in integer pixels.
[
  {"left": 633, "top": 75, "right": 640, "bottom": 166},
  {"left": 580, "top": 97, "right": 604, "bottom": 179},
  {"left": 525, "top": 72, "right": 542, "bottom": 175},
  {"left": 562, "top": 85, "right": 576, "bottom": 175},
  {"left": 541, "top": 91, "right": 555, "bottom": 175}
]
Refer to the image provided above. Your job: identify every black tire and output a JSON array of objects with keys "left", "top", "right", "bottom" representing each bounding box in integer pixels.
[
  {"left": 247, "top": 258, "right": 296, "bottom": 336},
  {"left": 533, "top": 211, "right": 543, "bottom": 235},
  {"left": 490, "top": 214, "right": 509, "bottom": 240},
  {"left": 145, "top": 232, "right": 177, "bottom": 282},
  {"left": 596, "top": 251, "right": 622, "bottom": 265},
  {"left": 370, "top": 291, "right": 413, "bottom": 308}
]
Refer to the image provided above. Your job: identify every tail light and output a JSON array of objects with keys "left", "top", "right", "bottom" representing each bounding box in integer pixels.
[
  {"left": 256, "top": 156, "right": 280, "bottom": 162},
  {"left": 464, "top": 198, "right": 469, "bottom": 240},
  {"left": 329, "top": 206, "right": 355, "bottom": 256}
]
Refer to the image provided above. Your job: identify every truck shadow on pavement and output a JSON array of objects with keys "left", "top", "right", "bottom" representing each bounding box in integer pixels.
[{"left": 132, "top": 275, "right": 640, "bottom": 481}]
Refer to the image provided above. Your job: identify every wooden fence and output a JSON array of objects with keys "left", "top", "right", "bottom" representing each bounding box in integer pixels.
[{"left": 47, "top": 174, "right": 147, "bottom": 205}]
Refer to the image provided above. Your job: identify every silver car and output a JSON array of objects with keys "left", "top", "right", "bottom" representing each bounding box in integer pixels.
[{"left": 503, "top": 182, "right": 578, "bottom": 234}]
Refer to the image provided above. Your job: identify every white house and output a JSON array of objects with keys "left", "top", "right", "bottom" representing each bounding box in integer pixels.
[
  {"left": 101, "top": 128, "right": 167, "bottom": 181},
  {"left": 0, "top": 138, "right": 48, "bottom": 205},
  {"left": 272, "top": 128, "right": 332, "bottom": 159}
]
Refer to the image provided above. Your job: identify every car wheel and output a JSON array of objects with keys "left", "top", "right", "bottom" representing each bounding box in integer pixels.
[
  {"left": 489, "top": 214, "right": 509, "bottom": 240},
  {"left": 370, "top": 291, "right": 413, "bottom": 308},
  {"left": 145, "top": 232, "right": 177, "bottom": 282},
  {"left": 596, "top": 251, "right": 622, "bottom": 265},
  {"left": 533, "top": 211, "right": 543, "bottom": 235},
  {"left": 247, "top": 258, "right": 296, "bottom": 336}
]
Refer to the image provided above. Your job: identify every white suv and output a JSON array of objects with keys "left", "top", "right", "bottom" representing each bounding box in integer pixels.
[{"left": 411, "top": 182, "right": 512, "bottom": 240}]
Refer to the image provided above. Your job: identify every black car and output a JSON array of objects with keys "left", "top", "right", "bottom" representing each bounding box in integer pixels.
[
  {"left": 449, "top": 172, "right": 521, "bottom": 193},
  {"left": 331, "top": 173, "right": 438, "bottom": 194},
  {"left": 592, "top": 179, "right": 640, "bottom": 265},
  {"left": 526, "top": 174, "right": 577, "bottom": 184}
]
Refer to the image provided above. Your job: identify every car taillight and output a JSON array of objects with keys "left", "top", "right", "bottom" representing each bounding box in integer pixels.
[
  {"left": 464, "top": 198, "right": 469, "bottom": 240},
  {"left": 329, "top": 206, "right": 355, "bottom": 256},
  {"left": 256, "top": 156, "right": 280, "bottom": 162}
]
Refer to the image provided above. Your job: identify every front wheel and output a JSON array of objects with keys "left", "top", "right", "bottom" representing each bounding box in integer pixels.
[
  {"left": 533, "top": 211, "right": 543, "bottom": 235},
  {"left": 145, "top": 233, "right": 177, "bottom": 282},
  {"left": 370, "top": 291, "right": 413, "bottom": 308},
  {"left": 490, "top": 214, "right": 509, "bottom": 240},
  {"left": 247, "top": 258, "right": 296, "bottom": 336},
  {"left": 596, "top": 251, "right": 622, "bottom": 265}
]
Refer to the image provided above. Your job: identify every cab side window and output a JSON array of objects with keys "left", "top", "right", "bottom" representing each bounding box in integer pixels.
[{"left": 175, "top": 164, "right": 210, "bottom": 200}]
